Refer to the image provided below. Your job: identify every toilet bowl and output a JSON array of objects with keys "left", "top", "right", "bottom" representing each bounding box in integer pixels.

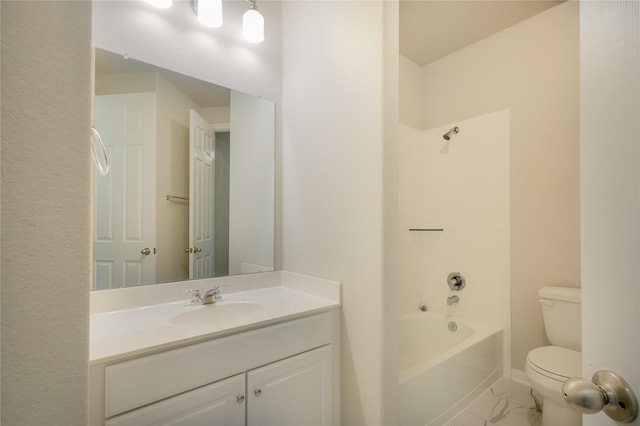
[
  {"left": 526, "top": 346, "right": 582, "bottom": 426},
  {"left": 525, "top": 286, "right": 582, "bottom": 426}
]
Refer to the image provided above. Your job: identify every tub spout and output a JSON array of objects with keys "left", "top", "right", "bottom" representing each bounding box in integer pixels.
[{"left": 447, "top": 295, "right": 459, "bottom": 305}]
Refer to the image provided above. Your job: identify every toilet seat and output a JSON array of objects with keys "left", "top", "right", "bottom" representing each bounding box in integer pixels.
[{"left": 526, "top": 346, "right": 582, "bottom": 382}]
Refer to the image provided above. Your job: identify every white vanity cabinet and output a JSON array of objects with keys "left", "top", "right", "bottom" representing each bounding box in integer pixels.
[{"left": 90, "top": 311, "right": 340, "bottom": 426}]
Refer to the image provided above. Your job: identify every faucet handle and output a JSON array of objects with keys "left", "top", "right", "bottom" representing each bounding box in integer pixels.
[
  {"left": 201, "top": 287, "right": 222, "bottom": 304},
  {"left": 204, "top": 286, "right": 220, "bottom": 296},
  {"left": 186, "top": 288, "right": 202, "bottom": 304}
]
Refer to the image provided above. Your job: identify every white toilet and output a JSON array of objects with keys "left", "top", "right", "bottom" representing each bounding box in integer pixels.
[{"left": 525, "top": 286, "right": 582, "bottom": 426}]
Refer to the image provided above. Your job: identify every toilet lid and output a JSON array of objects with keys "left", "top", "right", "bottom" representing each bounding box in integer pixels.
[{"left": 527, "top": 346, "right": 582, "bottom": 381}]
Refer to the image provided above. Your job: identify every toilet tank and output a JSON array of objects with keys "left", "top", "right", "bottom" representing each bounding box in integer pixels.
[{"left": 539, "top": 286, "right": 581, "bottom": 351}]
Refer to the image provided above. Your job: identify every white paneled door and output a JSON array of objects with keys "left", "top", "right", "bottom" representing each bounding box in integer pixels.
[
  {"left": 580, "top": 1, "right": 639, "bottom": 425},
  {"left": 94, "top": 93, "right": 156, "bottom": 290},
  {"left": 189, "top": 109, "right": 216, "bottom": 280}
]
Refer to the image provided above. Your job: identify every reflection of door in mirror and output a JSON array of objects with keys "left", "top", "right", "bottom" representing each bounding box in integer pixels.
[
  {"left": 189, "top": 110, "right": 216, "bottom": 279},
  {"left": 93, "top": 93, "right": 157, "bottom": 289}
]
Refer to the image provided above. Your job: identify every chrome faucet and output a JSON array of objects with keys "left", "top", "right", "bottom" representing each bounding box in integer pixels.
[
  {"left": 186, "top": 287, "right": 221, "bottom": 305},
  {"left": 447, "top": 295, "right": 460, "bottom": 305}
]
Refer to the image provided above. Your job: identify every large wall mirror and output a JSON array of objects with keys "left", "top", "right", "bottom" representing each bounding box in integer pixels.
[{"left": 92, "top": 48, "right": 275, "bottom": 290}]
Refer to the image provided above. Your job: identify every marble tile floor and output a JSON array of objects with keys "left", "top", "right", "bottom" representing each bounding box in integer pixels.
[{"left": 445, "top": 378, "right": 542, "bottom": 426}]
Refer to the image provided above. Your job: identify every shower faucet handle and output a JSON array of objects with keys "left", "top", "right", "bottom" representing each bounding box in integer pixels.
[{"left": 447, "top": 272, "right": 466, "bottom": 291}]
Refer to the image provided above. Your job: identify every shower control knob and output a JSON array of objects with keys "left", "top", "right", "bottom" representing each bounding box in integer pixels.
[
  {"left": 447, "top": 272, "right": 466, "bottom": 291},
  {"left": 562, "top": 370, "right": 638, "bottom": 423}
]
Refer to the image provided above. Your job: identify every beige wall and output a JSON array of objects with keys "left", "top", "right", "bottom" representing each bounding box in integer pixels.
[
  {"left": 1, "top": 1, "right": 91, "bottom": 424},
  {"left": 400, "top": 1, "right": 580, "bottom": 371},
  {"left": 95, "top": 72, "right": 156, "bottom": 95},
  {"left": 281, "top": 1, "right": 396, "bottom": 424},
  {"left": 200, "top": 106, "right": 230, "bottom": 124}
]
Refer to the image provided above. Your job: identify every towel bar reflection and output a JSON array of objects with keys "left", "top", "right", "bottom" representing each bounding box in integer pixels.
[
  {"left": 90, "top": 126, "right": 109, "bottom": 176},
  {"left": 166, "top": 194, "right": 190, "bottom": 202}
]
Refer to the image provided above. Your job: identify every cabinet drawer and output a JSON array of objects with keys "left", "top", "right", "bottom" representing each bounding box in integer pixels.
[
  {"left": 105, "top": 312, "right": 333, "bottom": 417},
  {"left": 106, "top": 374, "right": 245, "bottom": 426}
]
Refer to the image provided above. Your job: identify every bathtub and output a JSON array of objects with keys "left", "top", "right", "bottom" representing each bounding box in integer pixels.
[{"left": 398, "top": 311, "right": 503, "bottom": 426}]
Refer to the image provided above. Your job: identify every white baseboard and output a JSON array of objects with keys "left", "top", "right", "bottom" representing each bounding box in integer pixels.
[{"left": 511, "top": 369, "right": 532, "bottom": 386}]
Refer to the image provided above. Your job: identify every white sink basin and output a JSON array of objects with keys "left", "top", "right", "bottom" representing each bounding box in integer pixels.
[
  {"left": 170, "top": 301, "right": 267, "bottom": 326},
  {"left": 90, "top": 279, "right": 342, "bottom": 363}
]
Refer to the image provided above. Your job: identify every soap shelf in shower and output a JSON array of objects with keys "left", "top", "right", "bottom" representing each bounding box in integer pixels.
[{"left": 409, "top": 228, "right": 444, "bottom": 232}]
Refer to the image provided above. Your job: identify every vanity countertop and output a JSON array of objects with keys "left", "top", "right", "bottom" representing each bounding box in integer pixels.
[{"left": 90, "top": 272, "right": 341, "bottom": 364}]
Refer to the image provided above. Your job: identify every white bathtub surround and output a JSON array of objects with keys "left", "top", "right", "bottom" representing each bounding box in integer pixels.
[
  {"left": 398, "top": 109, "right": 511, "bottom": 374},
  {"left": 90, "top": 271, "right": 341, "bottom": 363},
  {"left": 446, "top": 378, "right": 541, "bottom": 426},
  {"left": 398, "top": 311, "right": 503, "bottom": 426}
]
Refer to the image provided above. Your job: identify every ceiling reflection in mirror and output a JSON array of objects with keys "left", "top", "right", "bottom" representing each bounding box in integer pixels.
[{"left": 92, "top": 48, "right": 275, "bottom": 290}]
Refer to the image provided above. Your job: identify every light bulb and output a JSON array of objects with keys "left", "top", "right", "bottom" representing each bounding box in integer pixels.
[
  {"left": 242, "top": 6, "right": 264, "bottom": 43},
  {"left": 145, "top": 0, "right": 172, "bottom": 9},
  {"left": 197, "top": 0, "right": 223, "bottom": 28}
]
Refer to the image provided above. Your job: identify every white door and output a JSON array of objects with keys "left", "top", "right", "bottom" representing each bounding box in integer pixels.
[
  {"left": 580, "top": 2, "right": 639, "bottom": 425},
  {"left": 94, "top": 93, "right": 156, "bottom": 289},
  {"left": 104, "top": 374, "right": 245, "bottom": 426},
  {"left": 189, "top": 109, "right": 216, "bottom": 280},
  {"left": 247, "top": 345, "right": 332, "bottom": 426}
]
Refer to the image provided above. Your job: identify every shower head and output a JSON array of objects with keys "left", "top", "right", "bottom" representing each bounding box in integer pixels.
[{"left": 443, "top": 126, "right": 459, "bottom": 141}]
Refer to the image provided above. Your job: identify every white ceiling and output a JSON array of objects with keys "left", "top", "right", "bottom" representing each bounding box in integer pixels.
[{"left": 400, "top": 0, "right": 564, "bottom": 66}]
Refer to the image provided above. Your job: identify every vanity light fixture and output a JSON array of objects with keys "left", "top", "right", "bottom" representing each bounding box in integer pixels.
[
  {"left": 145, "top": 0, "right": 172, "bottom": 9},
  {"left": 196, "top": 0, "right": 223, "bottom": 28},
  {"left": 144, "top": 0, "right": 264, "bottom": 43},
  {"left": 242, "top": 0, "right": 265, "bottom": 43}
]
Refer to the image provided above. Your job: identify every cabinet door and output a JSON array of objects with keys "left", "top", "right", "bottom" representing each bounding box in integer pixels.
[
  {"left": 247, "top": 345, "right": 332, "bottom": 426},
  {"left": 106, "top": 374, "right": 245, "bottom": 426}
]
